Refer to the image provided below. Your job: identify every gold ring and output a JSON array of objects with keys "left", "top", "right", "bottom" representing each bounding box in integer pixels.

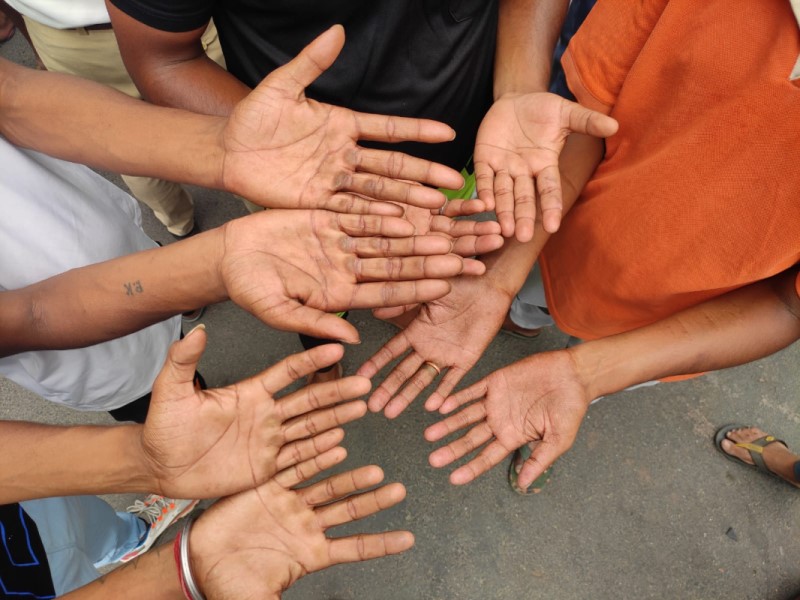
[{"left": 422, "top": 361, "right": 441, "bottom": 376}]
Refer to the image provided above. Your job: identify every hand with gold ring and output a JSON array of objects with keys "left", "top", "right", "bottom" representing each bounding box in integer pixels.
[{"left": 358, "top": 273, "right": 513, "bottom": 419}]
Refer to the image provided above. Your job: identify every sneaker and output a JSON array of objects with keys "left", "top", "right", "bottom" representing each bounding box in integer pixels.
[{"left": 119, "top": 495, "right": 199, "bottom": 563}]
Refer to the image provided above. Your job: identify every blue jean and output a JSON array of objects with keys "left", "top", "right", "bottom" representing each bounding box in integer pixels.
[{"left": 20, "top": 496, "right": 145, "bottom": 595}]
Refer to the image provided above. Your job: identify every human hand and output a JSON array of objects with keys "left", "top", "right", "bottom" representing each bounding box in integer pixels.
[
  {"left": 191, "top": 450, "right": 413, "bottom": 599},
  {"left": 141, "top": 329, "right": 369, "bottom": 499},
  {"left": 397, "top": 203, "right": 504, "bottom": 258},
  {"left": 358, "top": 275, "right": 513, "bottom": 418},
  {"left": 425, "top": 350, "right": 590, "bottom": 489},
  {"left": 474, "top": 92, "right": 618, "bottom": 241},
  {"left": 222, "top": 25, "right": 464, "bottom": 216},
  {"left": 219, "top": 209, "right": 484, "bottom": 343}
]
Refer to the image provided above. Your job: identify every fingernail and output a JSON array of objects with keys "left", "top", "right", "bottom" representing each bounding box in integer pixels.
[{"left": 186, "top": 323, "right": 206, "bottom": 337}]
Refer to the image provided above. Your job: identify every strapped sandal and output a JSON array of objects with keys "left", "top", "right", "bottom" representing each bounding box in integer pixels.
[
  {"left": 714, "top": 424, "right": 799, "bottom": 488},
  {"left": 507, "top": 444, "right": 553, "bottom": 495}
]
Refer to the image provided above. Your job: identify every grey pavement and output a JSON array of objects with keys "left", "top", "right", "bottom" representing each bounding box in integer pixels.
[{"left": 2, "top": 33, "right": 799, "bottom": 600}]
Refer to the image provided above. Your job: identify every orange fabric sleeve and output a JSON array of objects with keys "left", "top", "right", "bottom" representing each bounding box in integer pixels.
[
  {"left": 561, "top": 0, "right": 670, "bottom": 114},
  {"left": 796, "top": 272, "right": 800, "bottom": 300}
]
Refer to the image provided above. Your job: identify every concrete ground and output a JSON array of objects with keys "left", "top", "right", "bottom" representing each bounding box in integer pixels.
[{"left": 2, "top": 33, "right": 799, "bottom": 600}]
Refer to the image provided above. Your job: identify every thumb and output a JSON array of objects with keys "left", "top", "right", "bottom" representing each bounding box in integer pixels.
[
  {"left": 563, "top": 99, "right": 619, "bottom": 138},
  {"left": 262, "top": 302, "right": 362, "bottom": 345},
  {"left": 263, "top": 24, "right": 345, "bottom": 96},
  {"left": 153, "top": 324, "right": 208, "bottom": 395}
]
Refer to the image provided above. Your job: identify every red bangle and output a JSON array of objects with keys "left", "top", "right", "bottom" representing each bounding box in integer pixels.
[{"left": 174, "top": 531, "right": 192, "bottom": 600}]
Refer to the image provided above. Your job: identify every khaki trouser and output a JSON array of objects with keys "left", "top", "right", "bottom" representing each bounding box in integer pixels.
[{"left": 24, "top": 17, "right": 226, "bottom": 236}]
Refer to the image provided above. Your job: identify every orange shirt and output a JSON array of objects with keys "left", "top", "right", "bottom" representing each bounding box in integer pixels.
[{"left": 540, "top": 0, "right": 800, "bottom": 340}]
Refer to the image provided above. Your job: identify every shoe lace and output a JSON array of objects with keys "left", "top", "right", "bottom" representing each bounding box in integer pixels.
[{"left": 126, "top": 495, "right": 175, "bottom": 525}]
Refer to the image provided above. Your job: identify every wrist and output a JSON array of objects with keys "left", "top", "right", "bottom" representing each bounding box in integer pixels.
[{"left": 567, "top": 339, "right": 628, "bottom": 403}]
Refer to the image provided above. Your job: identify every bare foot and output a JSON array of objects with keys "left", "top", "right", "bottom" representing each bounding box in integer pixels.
[{"left": 721, "top": 426, "right": 800, "bottom": 488}]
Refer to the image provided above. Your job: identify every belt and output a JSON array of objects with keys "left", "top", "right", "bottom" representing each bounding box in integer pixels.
[{"left": 69, "top": 22, "right": 113, "bottom": 32}]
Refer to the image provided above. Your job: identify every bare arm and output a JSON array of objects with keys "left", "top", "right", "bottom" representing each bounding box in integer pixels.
[
  {"left": 573, "top": 267, "right": 800, "bottom": 399},
  {"left": 494, "top": 0, "right": 569, "bottom": 96},
  {"left": 475, "top": 0, "right": 617, "bottom": 240},
  {"left": 428, "top": 266, "right": 800, "bottom": 488},
  {"left": 0, "top": 56, "right": 228, "bottom": 188},
  {"left": 106, "top": 0, "right": 249, "bottom": 115}
]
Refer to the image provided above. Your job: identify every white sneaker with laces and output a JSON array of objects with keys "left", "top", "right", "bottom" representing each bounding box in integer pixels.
[{"left": 119, "top": 495, "right": 199, "bottom": 563}]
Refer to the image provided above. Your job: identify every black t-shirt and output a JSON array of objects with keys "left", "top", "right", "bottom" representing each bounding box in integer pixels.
[
  {"left": 0, "top": 503, "right": 56, "bottom": 599},
  {"left": 109, "top": 0, "right": 498, "bottom": 169}
]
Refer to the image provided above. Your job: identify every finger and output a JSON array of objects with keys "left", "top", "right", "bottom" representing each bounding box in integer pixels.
[
  {"left": 371, "top": 304, "right": 419, "bottom": 321},
  {"left": 516, "top": 440, "right": 564, "bottom": 490},
  {"left": 423, "top": 365, "right": 467, "bottom": 412},
  {"left": 493, "top": 170, "right": 516, "bottom": 238},
  {"left": 335, "top": 214, "right": 415, "bottom": 238},
  {"left": 350, "top": 235, "right": 453, "bottom": 258},
  {"left": 347, "top": 280, "right": 452, "bottom": 310},
  {"left": 273, "top": 446, "right": 348, "bottom": 489},
  {"left": 357, "top": 331, "right": 412, "bottom": 379},
  {"left": 513, "top": 175, "right": 536, "bottom": 243},
  {"left": 345, "top": 172, "right": 448, "bottom": 208},
  {"left": 449, "top": 439, "right": 511, "bottom": 485},
  {"left": 354, "top": 111, "right": 457, "bottom": 146},
  {"left": 439, "top": 379, "right": 489, "bottom": 414},
  {"left": 451, "top": 234, "right": 505, "bottom": 258},
  {"left": 266, "top": 304, "right": 362, "bottom": 344},
  {"left": 357, "top": 148, "right": 464, "bottom": 193},
  {"left": 428, "top": 421, "right": 493, "bottom": 468},
  {"left": 425, "top": 402, "right": 487, "bottom": 444},
  {"left": 535, "top": 164, "right": 563, "bottom": 235},
  {"left": 152, "top": 323, "right": 208, "bottom": 394},
  {"left": 326, "top": 531, "right": 415, "bottom": 566},
  {"left": 429, "top": 216, "right": 502, "bottom": 238},
  {"left": 354, "top": 255, "right": 465, "bottom": 282},
  {"left": 459, "top": 258, "right": 489, "bottom": 276},
  {"left": 439, "top": 198, "right": 488, "bottom": 217},
  {"left": 384, "top": 361, "right": 441, "bottom": 419},
  {"left": 280, "top": 375, "right": 371, "bottom": 419},
  {"left": 474, "top": 160, "right": 496, "bottom": 210},
  {"left": 366, "top": 352, "right": 424, "bottom": 413},
  {"left": 248, "top": 344, "right": 345, "bottom": 395},
  {"left": 266, "top": 25, "right": 344, "bottom": 96},
  {"left": 299, "top": 465, "right": 385, "bottom": 506},
  {"left": 317, "top": 482, "right": 407, "bottom": 529},
  {"left": 282, "top": 400, "right": 368, "bottom": 441},
  {"left": 322, "top": 192, "right": 405, "bottom": 217},
  {"left": 562, "top": 99, "right": 619, "bottom": 138},
  {"left": 275, "top": 428, "right": 345, "bottom": 471}
]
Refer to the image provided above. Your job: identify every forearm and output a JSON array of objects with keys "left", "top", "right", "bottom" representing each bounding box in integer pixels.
[
  {"left": 0, "top": 228, "right": 227, "bottom": 357},
  {"left": 107, "top": 1, "right": 249, "bottom": 116},
  {"left": 0, "top": 58, "right": 227, "bottom": 188},
  {"left": 571, "top": 268, "right": 800, "bottom": 400},
  {"left": 0, "top": 422, "right": 154, "bottom": 503},
  {"left": 60, "top": 543, "right": 182, "bottom": 600},
  {"left": 494, "top": 0, "right": 569, "bottom": 96},
  {"left": 482, "top": 132, "right": 604, "bottom": 296}
]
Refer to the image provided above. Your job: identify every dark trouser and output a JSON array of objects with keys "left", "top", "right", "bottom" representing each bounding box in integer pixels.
[{"left": 298, "top": 313, "right": 349, "bottom": 373}]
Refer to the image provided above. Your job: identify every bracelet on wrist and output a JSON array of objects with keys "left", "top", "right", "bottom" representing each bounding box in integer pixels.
[{"left": 173, "top": 514, "right": 206, "bottom": 600}]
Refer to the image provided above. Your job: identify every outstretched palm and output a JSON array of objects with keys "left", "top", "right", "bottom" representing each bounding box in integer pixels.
[
  {"left": 474, "top": 92, "right": 618, "bottom": 241},
  {"left": 222, "top": 25, "right": 464, "bottom": 214},
  {"left": 426, "top": 350, "right": 591, "bottom": 488}
]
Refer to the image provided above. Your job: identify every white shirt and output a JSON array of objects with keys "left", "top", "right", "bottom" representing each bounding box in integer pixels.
[
  {"left": 4, "top": 0, "right": 109, "bottom": 29},
  {"left": 0, "top": 138, "right": 180, "bottom": 411}
]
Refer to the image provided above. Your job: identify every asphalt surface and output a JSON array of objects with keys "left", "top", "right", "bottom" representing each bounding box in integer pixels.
[{"left": 2, "top": 33, "right": 799, "bottom": 600}]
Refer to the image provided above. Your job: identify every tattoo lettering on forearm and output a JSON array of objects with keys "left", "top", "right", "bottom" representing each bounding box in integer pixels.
[{"left": 124, "top": 280, "right": 144, "bottom": 296}]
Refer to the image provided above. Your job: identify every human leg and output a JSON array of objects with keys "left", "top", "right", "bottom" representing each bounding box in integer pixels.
[
  {"left": 21, "top": 18, "right": 200, "bottom": 236},
  {"left": 20, "top": 496, "right": 146, "bottom": 595}
]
